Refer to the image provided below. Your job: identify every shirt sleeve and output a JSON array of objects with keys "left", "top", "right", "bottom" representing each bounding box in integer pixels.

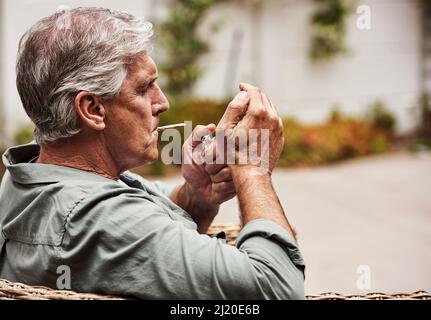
[{"left": 60, "top": 191, "right": 305, "bottom": 300}]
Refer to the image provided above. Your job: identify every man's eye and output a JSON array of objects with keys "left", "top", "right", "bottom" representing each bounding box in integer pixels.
[
  {"left": 138, "top": 82, "right": 155, "bottom": 95},
  {"left": 138, "top": 85, "right": 149, "bottom": 95}
]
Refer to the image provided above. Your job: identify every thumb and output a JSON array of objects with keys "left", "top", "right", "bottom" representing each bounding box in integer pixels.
[
  {"left": 217, "top": 91, "right": 250, "bottom": 130},
  {"left": 190, "top": 124, "right": 216, "bottom": 148},
  {"left": 183, "top": 124, "right": 215, "bottom": 166}
]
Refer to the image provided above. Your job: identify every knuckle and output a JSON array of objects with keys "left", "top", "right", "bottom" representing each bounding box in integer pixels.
[
  {"left": 209, "top": 174, "right": 215, "bottom": 182},
  {"left": 228, "top": 101, "right": 242, "bottom": 109},
  {"left": 251, "top": 108, "right": 266, "bottom": 119},
  {"left": 269, "top": 114, "right": 278, "bottom": 122},
  {"left": 218, "top": 181, "right": 232, "bottom": 191},
  {"left": 205, "top": 164, "right": 217, "bottom": 175},
  {"left": 222, "top": 167, "right": 231, "bottom": 175},
  {"left": 244, "top": 83, "right": 258, "bottom": 90},
  {"left": 193, "top": 125, "right": 205, "bottom": 135},
  {"left": 219, "top": 181, "right": 227, "bottom": 188},
  {"left": 213, "top": 182, "right": 224, "bottom": 191}
]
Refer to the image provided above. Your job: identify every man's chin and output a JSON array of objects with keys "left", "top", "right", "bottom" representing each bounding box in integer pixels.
[
  {"left": 145, "top": 156, "right": 158, "bottom": 165},
  {"left": 127, "top": 151, "right": 159, "bottom": 172},
  {"left": 127, "top": 143, "right": 159, "bottom": 168},
  {"left": 144, "top": 149, "right": 159, "bottom": 165}
]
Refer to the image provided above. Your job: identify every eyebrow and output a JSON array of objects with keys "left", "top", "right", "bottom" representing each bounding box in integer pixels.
[
  {"left": 145, "top": 76, "right": 158, "bottom": 85},
  {"left": 134, "top": 76, "right": 156, "bottom": 91},
  {"left": 137, "top": 76, "right": 157, "bottom": 89}
]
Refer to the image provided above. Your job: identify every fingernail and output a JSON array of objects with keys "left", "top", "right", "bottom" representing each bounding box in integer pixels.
[{"left": 236, "top": 91, "right": 248, "bottom": 101}]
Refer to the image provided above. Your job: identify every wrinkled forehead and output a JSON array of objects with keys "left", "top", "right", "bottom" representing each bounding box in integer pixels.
[{"left": 126, "top": 54, "right": 157, "bottom": 82}]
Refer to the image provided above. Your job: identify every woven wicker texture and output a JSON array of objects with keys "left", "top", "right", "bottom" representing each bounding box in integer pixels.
[{"left": 1, "top": 224, "right": 430, "bottom": 300}]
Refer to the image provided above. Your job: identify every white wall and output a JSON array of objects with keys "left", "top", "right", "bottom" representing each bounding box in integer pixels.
[
  {"left": 195, "top": 0, "right": 423, "bottom": 133},
  {"left": 0, "top": 0, "right": 424, "bottom": 140}
]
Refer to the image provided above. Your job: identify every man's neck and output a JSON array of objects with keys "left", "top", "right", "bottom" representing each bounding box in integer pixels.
[{"left": 36, "top": 133, "right": 121, "bottom": 180}]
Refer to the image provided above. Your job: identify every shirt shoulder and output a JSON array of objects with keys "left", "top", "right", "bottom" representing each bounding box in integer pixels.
[{"left": 0, "top": 175, "right": 193, "bottom": 247}]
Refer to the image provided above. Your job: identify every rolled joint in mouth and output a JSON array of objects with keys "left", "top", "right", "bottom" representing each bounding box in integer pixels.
[{"left": 157, "top": 123, "right": 186, "bottom": 131}]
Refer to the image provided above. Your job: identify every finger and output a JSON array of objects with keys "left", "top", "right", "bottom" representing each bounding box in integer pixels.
[
  {"left": 183, "top": 124, "right": 215, "bottom": 166},
  {"left": 217, "top": 91, "right": 250, "bottom": 130},
  {"left": 223, "top": 191, "right": 237, "bottom": 198},
  {"left": 190, "top": 124, "right": 216, "bottom": 148},
  {"left": 204, "top": 162, "right": 225, "bottom": 176},
  {"left": 239, "top": 82, "right": 258, "bottom": 91},
  {"left": 268, "top": 97, "right": 276, "bottom": 110},
  {"left": 210, "top": 167, "right": 232, "bottom": 183},
  {"left": 266, "top": 95, "right": 279, "bottom": 114},
  {"left": 261, "top": 92, "right": 274, "bottom": 112},
  {"left": 215, "top": 191, "right": 236, "bottom": 203},
  {"left": 239, "top": 82, "right": 265, "bottom": 114},
  {"left": 212, "top": 180, "right": 235, "bottom": 194}
]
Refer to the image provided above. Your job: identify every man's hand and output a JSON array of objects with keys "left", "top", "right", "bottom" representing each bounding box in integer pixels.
[
  {"left": 172, "top": 91, "right": 250, "bottom": 232},
  {"left": 232, "top": 83, "right": 284, "bottom": 174},
  {"left": 226, "top": 83, "right": 295, "bottom": 238},
  {"left": 205, "top": 84, "right": 283, "bottom": 176},
  {"left": 181, "top": 124, "right": 236, "bottom": 207}
]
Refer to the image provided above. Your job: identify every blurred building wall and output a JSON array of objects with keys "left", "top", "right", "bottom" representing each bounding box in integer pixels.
[
  {"left": 194, "top": 0, "right": 423, "bottom": 133},
  {"left": 0, "top": 0, "right": 425, "bottom": 141}
]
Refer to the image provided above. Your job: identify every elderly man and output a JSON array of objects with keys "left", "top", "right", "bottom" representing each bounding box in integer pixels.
[{"left": 0, "top": 7, "right": 305, "bottom": 299}]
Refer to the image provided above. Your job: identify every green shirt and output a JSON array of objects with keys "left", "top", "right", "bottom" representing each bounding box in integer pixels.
[{"left": 0, "top": 143, "right": 305, "bottom": 299}]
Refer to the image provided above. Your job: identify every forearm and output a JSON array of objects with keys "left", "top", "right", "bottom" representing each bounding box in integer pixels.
[
  {"left": 170, "top": 182, "right": 219, "bottom": 234},
  {"left": 231, "top": 166, "right": 297, "bottom": 240}
]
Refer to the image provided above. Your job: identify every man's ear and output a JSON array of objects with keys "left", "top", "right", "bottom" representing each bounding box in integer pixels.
[{"left": 74, "top": 91, "right": 106, "bottom": 131}]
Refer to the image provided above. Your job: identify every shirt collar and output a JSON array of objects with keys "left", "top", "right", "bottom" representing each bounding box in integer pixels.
[{"left": 2, "top": 143, "right": 119, "bottom": 185}]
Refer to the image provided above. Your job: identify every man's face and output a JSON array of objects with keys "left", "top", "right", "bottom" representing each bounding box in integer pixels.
[{"left": 103, "top": 54, "right": 169, "bottom": 171}]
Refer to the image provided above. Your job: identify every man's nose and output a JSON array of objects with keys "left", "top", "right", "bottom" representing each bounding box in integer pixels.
[{"left": 153, "top": 86, "right": 169, "bottom": 115}]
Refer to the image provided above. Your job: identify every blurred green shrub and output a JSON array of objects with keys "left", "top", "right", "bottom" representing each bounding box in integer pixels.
[
  {"left": 159, "top": 97, "right": 231, "bottom": 128},
  {"left": 279, "top": 111, "right": 390, "bottom": 167},
  {"left": 419, "top": 95, "right": 431, "bottom": 145},
  {"left": 367, "top": 101, "right": 397, "bottom": 135},
  {"left": 309, "top": 0, "right": 353, "bottom": 63},
  {"left": 158, "top": 0, "right": 225, "bottom": 100},
  {"left": 13, "top": 124, "right": 35, "bottom": 145},
  {"left": 409, "top": 95, "right": 431, "bottom": 151}
]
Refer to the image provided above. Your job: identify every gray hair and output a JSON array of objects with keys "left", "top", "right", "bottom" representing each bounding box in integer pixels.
[{"left": 16, "top": 7, "right": 153, "bottom": 143}]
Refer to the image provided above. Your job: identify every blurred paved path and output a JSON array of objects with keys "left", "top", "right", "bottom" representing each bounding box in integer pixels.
[{"left": 157, "top": 151, "right": 431, "bottom": 294}]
